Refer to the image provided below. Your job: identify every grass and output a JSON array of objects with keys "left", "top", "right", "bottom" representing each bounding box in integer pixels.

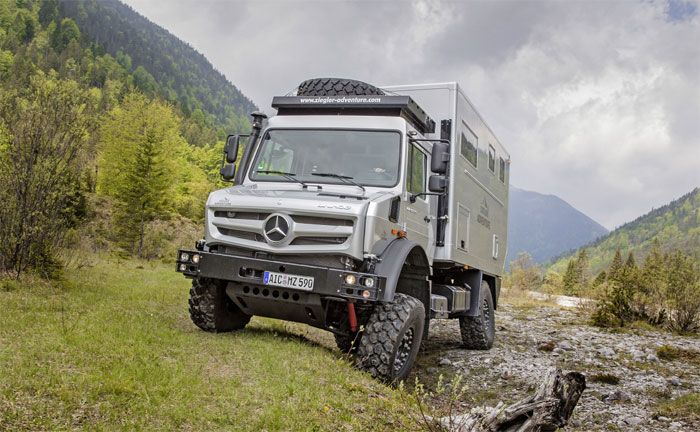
[
  {"left": 0, "top": 257, "right": 415, "bottom": 431},
  {"left": 656, "top": 393, "right": 700, "bottom": 421},
  {"left": 656, "top": 345, "right": 700, "bottom": 365}
]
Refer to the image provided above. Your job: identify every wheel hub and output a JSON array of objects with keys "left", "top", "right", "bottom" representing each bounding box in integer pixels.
[
  {"left": 483, "top": 298, "right": 491, "bottom": 328},
  {"left": 394, "top": 327, "right": 415, "bottom": 374}
]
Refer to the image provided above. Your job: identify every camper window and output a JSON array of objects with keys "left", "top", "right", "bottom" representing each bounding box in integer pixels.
[
  {"left": 488, "top": 145, "right": 496, "bottom": 173},
  {"left": 460, "top": 130, "right": 478, "bottom": 168}
]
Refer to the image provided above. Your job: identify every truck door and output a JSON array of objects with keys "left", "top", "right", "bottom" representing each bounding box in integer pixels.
[{"left": 403, "top": 143, "right": 434, "bottom": 258}]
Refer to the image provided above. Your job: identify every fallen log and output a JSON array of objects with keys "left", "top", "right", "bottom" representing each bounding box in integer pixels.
[{"left": 442, "top": 368, "right": 586, "bottom": 432}]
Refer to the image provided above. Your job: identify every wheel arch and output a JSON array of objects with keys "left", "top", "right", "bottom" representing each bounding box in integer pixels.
[{"left": 373, "top": 238, "right": 431, "bottom": 312}]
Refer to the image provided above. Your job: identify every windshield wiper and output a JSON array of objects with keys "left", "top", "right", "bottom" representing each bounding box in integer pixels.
[
  {"left": 256, "top": 170, "right": 309, "bottom": 189},
  {"left": 311, "top": 172, "right": 365, "bottom": 192}
]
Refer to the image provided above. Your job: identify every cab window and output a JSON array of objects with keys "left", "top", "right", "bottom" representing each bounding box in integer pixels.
[{"left": 407, "top": 144, "right": 426, "bottom": 195}]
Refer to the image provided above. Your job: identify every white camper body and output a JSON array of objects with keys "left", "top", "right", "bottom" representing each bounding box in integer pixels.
[{"left": 383, "top": 83, "right": 510, "bottom": 276}]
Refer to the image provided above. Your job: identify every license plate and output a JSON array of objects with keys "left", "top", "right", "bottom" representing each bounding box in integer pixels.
[{"left": 263, "top": 271, "right": 314, "bottom": 291}]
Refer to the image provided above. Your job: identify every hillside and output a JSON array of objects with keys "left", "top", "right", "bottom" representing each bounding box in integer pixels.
[
  {"left": 56, "top": 0, "right": 256, "bottom": 139},
  {"left": 507, "top": 186, "right": 608, "bottom": 266},
  {"left": 550, "top": 188, "right": 700, "bottom": 274}
]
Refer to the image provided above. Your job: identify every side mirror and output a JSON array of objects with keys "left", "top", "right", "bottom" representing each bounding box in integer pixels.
[
  {"left": 428, "top": 175, "right": 447, "bottom": 192},
  {"left": 431, "top": 142, "right": 449, "bottom": 174},
  {"left": 224, "top": 134, "right": 241, "bottom": 164},
  {"left": 220, "top": 163, "right": 236, "bottom": 181}
]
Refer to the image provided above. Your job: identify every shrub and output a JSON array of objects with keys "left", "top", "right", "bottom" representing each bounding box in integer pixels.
[{"left": 665, "top": 251, "right": 700, "bottom": 332}]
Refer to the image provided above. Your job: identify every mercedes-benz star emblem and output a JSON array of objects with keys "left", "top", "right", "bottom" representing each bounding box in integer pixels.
[{"left": 263, "top": 214, "right": 290, "bottom": 243}]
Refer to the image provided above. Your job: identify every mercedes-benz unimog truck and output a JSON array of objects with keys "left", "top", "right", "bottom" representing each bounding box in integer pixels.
[{"left": 176, "top": 78, "right": 510, "bottom": 382}]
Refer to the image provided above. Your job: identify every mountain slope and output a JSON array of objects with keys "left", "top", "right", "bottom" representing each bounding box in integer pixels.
[
  {"left": 507, "top": 186, "right": 608, "bottom": 266},
  {"left": 57, "top": 0, "right": 256, "bottom": 132},
  {"left": 550, "top": 188, "right": 700, "bottom": 274}
]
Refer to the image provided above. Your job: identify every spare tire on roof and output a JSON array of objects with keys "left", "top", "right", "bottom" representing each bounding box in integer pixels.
[{"left": 296, "top": 78, "right": 385, "bottom": 96}]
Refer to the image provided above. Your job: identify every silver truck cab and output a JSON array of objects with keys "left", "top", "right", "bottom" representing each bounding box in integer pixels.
[{"left": 177, "top": 78, "right": 509, "bottom": 383}]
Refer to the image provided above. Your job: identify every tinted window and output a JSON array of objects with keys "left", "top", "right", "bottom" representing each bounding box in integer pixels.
[
  {"left": 460, "top": 124, "right": 478, "bottom": 168},
  {"left": 250, "top": 129, "right": 401, "bottom": 187},
  {"left": 488, "top": 145, "right": 496, "bottom": 173},
  {"left": 407, "top": 144, "right": 426, "bottom": 194},
  {"left": 499, "top": 157, "right": 506, "bottom": 182}
]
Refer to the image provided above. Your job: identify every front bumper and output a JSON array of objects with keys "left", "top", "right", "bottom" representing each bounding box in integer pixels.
[{"left": 176, "top": 249, "right": 386, "bottom": 303}]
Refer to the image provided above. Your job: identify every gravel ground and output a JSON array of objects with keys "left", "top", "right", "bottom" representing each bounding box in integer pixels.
[{"left": 411, "top": 302, "right": 700, "bottom": 431}]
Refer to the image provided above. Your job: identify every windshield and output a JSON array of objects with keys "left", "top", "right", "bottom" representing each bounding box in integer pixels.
[{"left": 249, "top": 129, "right": 401, "bottom": 187}]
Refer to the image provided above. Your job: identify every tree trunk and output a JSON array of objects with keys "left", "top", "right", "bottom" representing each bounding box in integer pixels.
[{"left": 444, "top": 368, "right": 586, "bottom": 432}]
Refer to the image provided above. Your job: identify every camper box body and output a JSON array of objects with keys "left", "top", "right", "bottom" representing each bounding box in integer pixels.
[{"left": 383, "top": 83, "right": 510, "bottom": 277}]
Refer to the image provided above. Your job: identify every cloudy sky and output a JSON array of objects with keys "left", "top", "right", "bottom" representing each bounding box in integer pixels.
[{"left": 123, "top": 0, "right": 699, "bottom": 229}]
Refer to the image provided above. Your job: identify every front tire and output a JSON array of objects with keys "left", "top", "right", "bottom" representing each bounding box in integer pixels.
[
  {"left": 355, "top": 293, "right": 425, "bottom": 383},
  {"left": 189, "top": 278, "right": 251, "bottom": 332},
  {"left": 459, "top": 281, "right": 495, "bottom": 349}
]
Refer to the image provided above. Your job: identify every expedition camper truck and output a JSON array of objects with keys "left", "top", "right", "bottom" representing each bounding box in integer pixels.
[{"left": 176, "top": 78, "right": 510, "bottom": 382}]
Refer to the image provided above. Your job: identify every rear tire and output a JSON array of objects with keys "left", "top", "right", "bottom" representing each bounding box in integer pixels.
[
  {"left": 189, "top": 278, "right": 250, "bottom": 332},
  {"left": 297, "top": 78, "right": 385, "bottom": 96},
  {"left": 459, "top": 281, "right": 495, "bottom": 350},
  {"left": 355, "top": 293, "right": 425, "bottom": 383}
]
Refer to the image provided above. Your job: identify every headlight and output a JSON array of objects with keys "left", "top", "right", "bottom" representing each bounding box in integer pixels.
[
  {"left": 180, "top": 252, "right": 190, "bottom": 262},
  {"left": 179, "top": 264, "right": 187, "bottom": 272},
  {"left": 344, "top": 274, "right": 357, "bottom": 285},
  {"left": 362, "top": 277, "right": 375, "bottom": 288},
  {"left": 191, "top": 254, "right": 200, "bottom": 264}
]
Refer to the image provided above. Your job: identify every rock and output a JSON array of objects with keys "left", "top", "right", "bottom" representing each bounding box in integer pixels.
[
  {"left": 537, "top": 341, "right": 556, "bottom": 352},
  {"left": 603, "top": 390, "right": 631, "bottom": 403},
  {"left": 553, "top": 347, "right": 564, "bottom": 354},
  {"left": 438, "top": 358, "right": 451, "bottom": 366},
  {"left": 597, "top": 346, "right": 615, "bottom": 358},
  {"left": 670, "top": 421, "right": 683, "bottom": 430},
  {"left": 657, "top": 416, "right": 671, "bottom": 422},
  {"left": 427, "top": 367, "right": 438, "bottom": 374},
  {"left": 669, "top": 377, "right": 681, "bottom": 386},
  {"left": 624, "top": 416, "right": 644, "bottom": 426},
  {"left": 500, "top": 370, "right": 512, "bottom": 380},
  {"left": 646, "top": 353, "right": 660, "bottom": 362},
  {"left": 570, "top": 419, "right": 582, "bottom": 428},
  {"left": 558, "top": 340, "right": 575, "bottom": 351}
]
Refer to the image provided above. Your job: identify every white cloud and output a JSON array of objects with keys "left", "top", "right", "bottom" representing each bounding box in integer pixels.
[{"left": 123, "top": 0, "right": 699, "bottom": 229}]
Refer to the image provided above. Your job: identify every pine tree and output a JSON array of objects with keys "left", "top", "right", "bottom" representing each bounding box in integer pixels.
[
  {"left": 593, "top": 270, "right": 607, "bottom": 286},
  {"left": 608, "top": 249, "right": 624, "bottom": 283},
  {"left": 98, "top": 93, "right": 184, "bottom": 257},
  {"left": 562, "top": 260, "right": 578, "bottom": 296},
  {"left": 625, "top": 252, "right": 637, "bottom": 269}
]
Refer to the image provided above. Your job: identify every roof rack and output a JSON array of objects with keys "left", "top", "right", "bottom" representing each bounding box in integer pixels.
[{"left": 271, "top": 95, "right": 436, "bottom": 135}]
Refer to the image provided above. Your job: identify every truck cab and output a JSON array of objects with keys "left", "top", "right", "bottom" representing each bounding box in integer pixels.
[{"left": 177, "top": 78, "right": 509, "bottom": 383}]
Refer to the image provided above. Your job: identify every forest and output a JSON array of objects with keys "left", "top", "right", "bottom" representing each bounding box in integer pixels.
[{"left": 0, "top": 0, "right": 251, "bottom": 277}]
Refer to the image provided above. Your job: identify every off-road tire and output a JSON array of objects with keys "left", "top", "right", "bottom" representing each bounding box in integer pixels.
[
  {"left": 459, "top": 281, "right": 495, "bottom": 350},
  {"left": 297, "top": 78, "right": 385, "bottom": 97},
  {"left": 355, "top": 293, "right": 425, "bottom": 383},
  {"left": 189, "top": 278, "right": 251, "bottom": 332}
]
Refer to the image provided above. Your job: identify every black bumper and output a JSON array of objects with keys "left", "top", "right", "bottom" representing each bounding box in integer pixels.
[{"left": 176, "top": 249, "right": 386, "bottom": 303}]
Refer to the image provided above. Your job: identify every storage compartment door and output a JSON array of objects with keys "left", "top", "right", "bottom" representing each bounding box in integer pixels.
[{"left": 457, "top": 204, "right": 470, "bottom": 251}]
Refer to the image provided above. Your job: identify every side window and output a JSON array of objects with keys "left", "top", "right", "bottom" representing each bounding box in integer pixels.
[
  {"left": 407, "top": 144, "right": 426, "bottom": 195},
  {"left": 499, "top": 157, "right": 506, "bottom": 183},
  {"left": 488, "top": 145, "right": 496, "bottom": 173},
  {"left": 460, "top": 123, "right": 478, "bottom": 168}
]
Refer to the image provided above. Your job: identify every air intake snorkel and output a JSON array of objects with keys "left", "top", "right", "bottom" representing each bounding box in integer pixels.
[{"left": 234, "top": 111, "right": 268, "bottom": 185}]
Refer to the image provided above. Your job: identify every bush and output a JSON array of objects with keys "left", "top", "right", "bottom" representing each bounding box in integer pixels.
[
  {"left": 665, "top": 251, "right": 700, "bottom": 332},
  {"left": 0, "top": 73, "right": 94, "bottom": 277}
]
